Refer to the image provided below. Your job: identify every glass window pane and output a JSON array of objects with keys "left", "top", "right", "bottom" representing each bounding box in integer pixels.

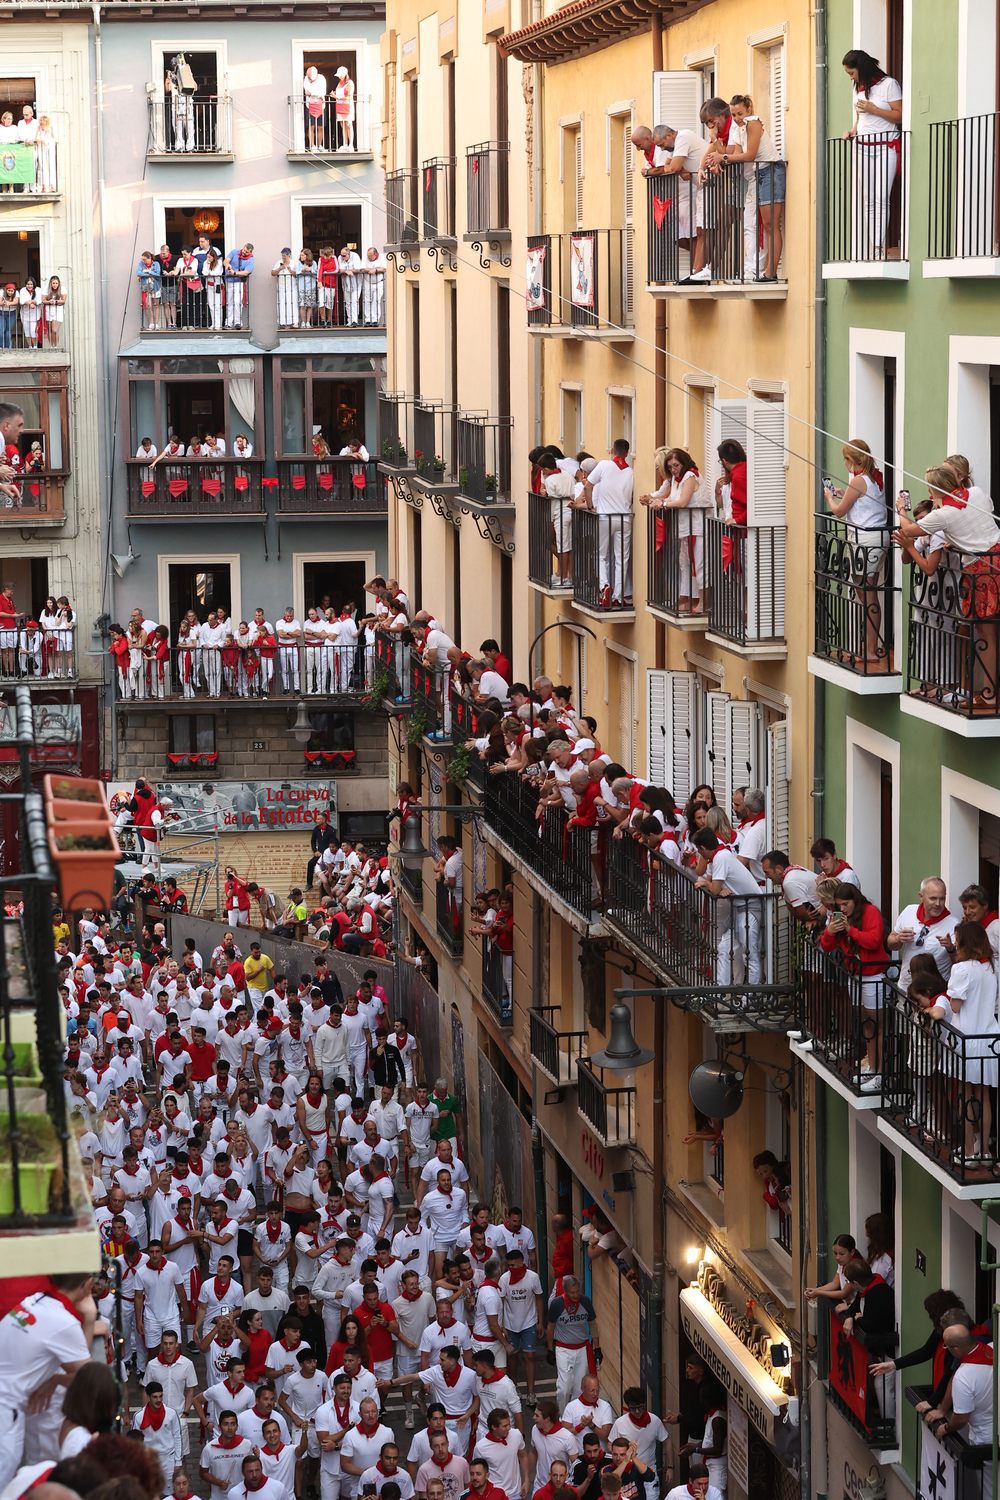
[
  {"left": 311, "top": 355, "right": 375, "bottom": 373},
  {"left": 46, "top": 391, "right": 62, "bottom": 469},
  {"left": 281, "top": 378, "right": 306, "bottom": 452},
  {"left": 169, "top": 716, "right": 192, "bottom": 753},
  {"left": 128, "top": 359, "right": 154, "bottom": 375},
  {"left": 131, "top": 381, "right": 156, "bottom": 450},
  {"left": 159, "top": 358, "right": 223, "bottom": 375},
  {"left": 0, "top": 390, "right": 40, "bottom": 427},
  {"left": 194, "top": 715, "right": 216, "bottom": 752},
  {"left": 280, "top": 357, "right": 307, "bottom": 372}
]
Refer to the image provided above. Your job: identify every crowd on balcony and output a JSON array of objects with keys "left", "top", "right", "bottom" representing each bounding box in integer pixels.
[
  {"left": 0, "top": 103, "right": 57, "bottom": 192},
  {"left": 301, "top": 64, "right": 359, "bottom": 153},
  {"left": 0, "top": 583, "right": 76, "bottom": 679},
  {"left": 0, "top": 274, "right": 66, "bottom": 347},
  {"left": 137, "top": 241, "right": 254, "bottom": 331},
  {"left": 272, "top": 246, "right": 387, "bottom": 329}
]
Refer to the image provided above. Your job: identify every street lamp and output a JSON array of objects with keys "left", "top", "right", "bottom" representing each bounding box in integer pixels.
[
  {"left": 387, "top": 803, "right": 484, "bottom": 870},
  {"left": 292, "top": 701, "right": 313, "bottom": 743},
  {"left": 589, "top": 1003, "right": 654, "bottom": 1083}
]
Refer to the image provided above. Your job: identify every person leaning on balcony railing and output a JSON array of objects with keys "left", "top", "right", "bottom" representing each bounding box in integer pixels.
[
  {"left": 639, "top": 447, "right": 713, "bottom": 614},
  {"left": 886, "top": 875, "right": 957, "bottom": 988},
  {"left": 943, "top": 921, "right": 1000, "bottom": 1165},
  {"left": 721, "top": 96, "right": 785, "bottom": 282},
  {"left": 647, "top": 122, "right": 710, "bottom": 283},
  {"left": 761, "top": 853, "right": 824, "bottom": 928},
  {"left": 871, "top": 1296, "right": 986, "bottom": 1414},
  {"left": 836, "top": 1258, "right": 897, "bottom": 1421},
  {"left": 692, "top": 828, "right": 764, "bottom": 986},
  {"left": 921, "top": 1314, "right": 995, "bottom": 1449},
  {"left": 823, "top": 440, "right": 890, "bottom": 665},
  {"left": 942, "top": 455, "right": 995, "bottom": 514},
  {"left": 896, "top": 467, "right": 1000, "bottom": 710},
  {"left": 842, "top": 51, "right": 903, "bottom": 257},
  {"left": 820, "top": 883, "right": 890, "bottom": 1089}
]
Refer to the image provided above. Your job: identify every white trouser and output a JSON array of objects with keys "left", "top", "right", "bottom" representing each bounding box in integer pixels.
[
  {"left": 337, "top": 646, "right": 354, "bottom": 692},
  {"left": 0, "top": 1411, "right": 26, "bottom": 1491},
  {"left": 229, "top": 909, "right": 249, "bottom": 927},
  {"left": 23, "top": 1397, "right": 64, "bottom": 1464},
  {"left": 280, "top": 644, "right": 300, "bottom": 690},
  {"left": 555, "top": 1344, "right": 591, "bottom": 1410},
  {"left": 502, "top": 953, "right": 513, "bottom": 999},
  {"left": 128, "top": 649, "right": 145, "bottom": 699},
  {"left": 408, "top": 1143, "right": 433, "bottom": 1184},
  {"left": 204, "top": 648, "right": 222, "bottom": 696},
  {"left": 226, "top": 283, "right": 246, "bottom": 328},
  {"left": 321, "top": 1473, "right": 343, "bottom": 1500},
  {"left": 350, "top": 1047, "right": 367, "bottom": 1096},
  {"left": 206, "top": 284, "right": 224, "bottom": 329},
  {"left": 855, "top": 140, "right": 898, "bottom": 257},
  {"left": 120, "top": 1298, "right": 137, "bottom": 1358},
  {"left": 716, "top": 902, "right": 761, "bottom": 986},
  {"left": 340, "top": 274, "right": 360, "bottom": 325},
  {"left": 598, "top": 516, "right": 632, "bottom": 601},
  {"left": 742, "top": 177, "right": 763, "bottom": 279},
  {"left": 678, "top": 519, "right": 704, "bottom": 596},
  {"left": 362, "top": 274, "right": 384, "bottom": 324},
  {"left": 172, "top": 102, "right": 195, "bottom": 151}
]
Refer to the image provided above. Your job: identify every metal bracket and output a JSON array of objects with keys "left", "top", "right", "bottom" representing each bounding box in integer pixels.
[
  {"left": 427, "top": 244, "right": 458, "bottom": 273},
  {"left": 467, "top": 507, "right": 515, "bottom": 552},
  {"left": 429, "top": 492, "right": 461, "bottom": 527},
  {"left": 394, "top": 476, "right": 422, "bottom": 509},
  {"left": 470, "top": 238, "right": 512, "bottom": 270},
  {"left": 386, "top": 248, "right": 420, "bottom": 273}
]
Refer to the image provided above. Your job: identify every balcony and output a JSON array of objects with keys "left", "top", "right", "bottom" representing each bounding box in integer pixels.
[
  {"left": 705, "top": 518, "right": 786, "bottom": 659},
  {"left": 378, "top": 392, "right": 417, "bottom": 472},
  {"left": 421, "top": 157, "right": 457, "bottom": 245},
  {"left": 577, "top": 1058, "right": 635, "bottom": 1148},
  {"left": 828, "top": 1308, "right": 898, "bottom": 1454},
  {"left": 385, "top": 169, "right": 420, "bottom": 252},
  {"left": 466, "top": 141, "right": 510, "bottom": 261},
  {"left": 809, "top": 515, "right": 903, "bottom": 692},
  {"left": 646, "top": 508, "right": 709, "bottom": 628},
  {"left": 113, "top": 641, "right": 372, "bottom": 705},
  {"left": 408, "top": 656, "right": 450, "bottom": 738},
  {"left": 483, "top": 771, "right": 600, "bottom": 921},
  {"left": 412, "top": 401, "right": 460, "bottom": 501},
  {"left": 0, "top": 302, "right": 67, "bottom": 352},
  {"left": 0, "top": 141, "right": 60, "bottom": 204},
  {"left": 904, "top": 1386, "right": 991, "bottom": 1482},
  {"left": 926, "top": 114, "right": 1000, "bottom": 276},
  {"left": 286, "top": 94, "right": 374, "bottom": 160},
  {"left": 0, "top": 628, "right": 77, "bottom": 685},
  {"left": 603, "top": 834, "right": 795, "bottom": 1028},
  {"left": 0, "top": 476, "right": 65, "bottom": 526},
  {"left": 646, "top": 165, "right": 788, "bottom": 299},
  {"left": 456, "top": 414, "right": 513, "bottom": 518},
  {"left": 138, "top": 270, "right": 251, "bottom": 336},
  {"left": 372, "top": 631, "right": 406, "bottom": 703},
  {"left": 525, "top": 230, "right": 633, "bottom": 340},
  {"left": 529, "top": 1007, "right": 587, "bottom": 1087},
  {"left": 146, "top": 96, "right": 234, "bottom": 158},
  {"left": 126, "top": 458, "right": 265, "bottom": 519},
  {"left": 274, "top": 268, "right": 386, "bottom": 332},
  {"left": 882, "top": 987, "right": 1000, "bottom": 1195},
  {"left": 277, "top": 459, "right": 387, "bottom": 514},
  {"left": 400, "top": 864, "right": 423, "bottom": 906},
  {"left": 788, "top": 934, "right": 893, "bottom": 1106},
  {"left": 823, "top": 133, "right": 910, "bottom": 279},
  {"left": 482, "top": 940, "right": 512, "bottom": 1026},
  {"left": 436, "top": 876, "right": 464, "bottom": 959},
  {"left": 528, "top": 490, "right": 574, "bottom": 595},
  {"left": 572, "top": 511, "right": 635, "bottom": 620},
  {"left": 902, "top": 565, "right": 1000, "bottom": 736}
]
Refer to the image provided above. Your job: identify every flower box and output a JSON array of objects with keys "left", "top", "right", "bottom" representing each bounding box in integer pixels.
[
  {"left": 47, "top": 821, "right": 121, "bottom": 908},
  {"left": 43, "top": 775, "right": 108, "bottom": 807},
  {"left": 0, "top": 1161, "right": 57, "bottom": 1215}
]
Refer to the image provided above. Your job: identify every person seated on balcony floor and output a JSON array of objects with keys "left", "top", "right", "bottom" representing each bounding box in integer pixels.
[
  {"left": 842, "top": 51, "right": 902, "bottom": 260},
  {"left": 720, "top": 96, "right": 784, "bottom": 281},
  {"left": 823, "top": 440, "right": 890, "bottom": 667},
  {"left": 761, "top": 852, "right": 822, "bottom": 927},
  {"left": 162, "top": 435, "right": 184, "bottom": 464},
  {"left": 836, "top": 1258, "right": 897, "bottom": 1424},
  {"left": 206, "top": 431, "right": 226, "bottom": 457},
  {"left": 819, "top": 884, "right": 889, "bottom": 1089},
  {"left": 886, "top": 876, "right": 957, "bottom": 988},
  {"left": 649, "top": 120, "right": 710, "bottom": 283},
  {"left": 896, "top": 466, "right": 1000, "bottom": 709}
]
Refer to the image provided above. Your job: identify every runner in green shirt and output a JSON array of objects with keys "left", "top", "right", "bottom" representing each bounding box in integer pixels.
[{"left": 430, "top": 1077, "right": 462, "bottom": 1146}]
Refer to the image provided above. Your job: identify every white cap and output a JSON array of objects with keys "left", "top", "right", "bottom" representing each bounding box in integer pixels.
[
  {"left": 1, "top": 1464, "right": 55, "bottom": 1500},
  {"left": 574, "top": 738, "right": 596, "bottom": 751},
  {"left": 336, "top": 66, "right": 349, "bottom": 76}
]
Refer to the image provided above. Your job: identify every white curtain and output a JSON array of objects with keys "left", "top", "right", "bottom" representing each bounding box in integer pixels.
[{"left": 229, "top": 377, "right": 255, "bottom": 430}]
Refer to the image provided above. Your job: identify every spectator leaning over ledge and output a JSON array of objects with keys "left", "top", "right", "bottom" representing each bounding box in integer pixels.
[
  {"left": 761, "top": 852, "right": 822, "bottom": 925},
  {"left": 809, "top": 838, "right": 859, "bottom": 887}
]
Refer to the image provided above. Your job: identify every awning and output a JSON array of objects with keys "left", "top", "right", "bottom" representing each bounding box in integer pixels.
[{"left": 679, "top": 1286, "right": 788, "bottom": 1443}]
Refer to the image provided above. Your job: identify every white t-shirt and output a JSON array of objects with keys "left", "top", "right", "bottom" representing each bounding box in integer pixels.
[
  {"left": 421, "top": 1185, "right": 469, "bottom": 1240},
  {"left": 479, "top": 670, "right": 509, "bottom": 703},
  {"left": 588, "top": 459, "right": 634, "bottom": 515},
  {"left": 303, "top": 73, "right": 328, "bottom": 99},
  {"left": 608, "top": 1412, "right": 669, "bottom": 1468},
  {"left": 200, "top": 1435, "right": 254, "bottom": 1491},
  {"left": 471, "top": 1282, "right": 504, "bottom": 1342},
  {"left": 0, "top": 1291, "right": 91, "bottom": 1415},
  {"left": 951, "top": 1361, "right": 994, "bottom": 1444},
  {"left": 392, "top": 1222, "right": 435, "bottom": 1279},
  {"left": 893, "top": 902, "right": 958, "bottom": 986},
  {"left": 781, "top": 867, "right": 820, "bottom": 910},
  {"left": 853, "top": 76, "right": 903, "bottom": 137},
  {"left": 561, "top": 1396, "right": 615, "bottom": 1453},
  {"left": 916, "top": 501, "right": 1000, "bottom": 559},
  {"left": 444, "top": 850, "right": 464, "bottom": 899},
  {"left": 499, "top": 1267, "right": 542, "bottom": 1333},
  {"left": 706, "top": 845, "right": 763, "bottom": 898},
  {"left": 669, "top": 128, "right": 710, "bottom": 176},
  {"left": 529, "top": 1423, "right": 579, "bottom": 1489},
  {"left": 474, "top": 1430, "right": 525, "bottom": 1498},
  {"left": 423, "top": 629, "right": 455, "bottom": 666},
  {"left": 738, "top": 817, "right": 768, "bottom": 885},
  {"left": 419, "top": 1318, "right": 472, "bottom": 1361}
]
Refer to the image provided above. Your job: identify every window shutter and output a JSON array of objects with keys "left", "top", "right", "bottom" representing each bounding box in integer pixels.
[
  {"left": 765, "top": 719, "right": 790, "bottom": 853},
  {"left": 746, "top": 398, "right": 786, "bottom": 526},
  {"left": 623, "top": 127, "right": 634, "bottom": 322},
  {"left": 574, "top": 129, "right": 584, "bottom": 229},
  {"left": 725, "top": 699, "right": 759, "bottom": 811},
  {"left": 652, "top": 71, "right": 704, "bottom": 134},
  {"left": 744, "top": 527, "right": 786, "bottom": 639},
  {"left": 647, "top": 668, "right": 696, "bottom": 800},
  {"left": 705, "top": 689, "right": 729, "bottom": 804},
  {"left": 766, "top": 43, "right": 785, "bottom": 158},
  {"left": 713, "top": 397, "right": 750, "bottom": 456},
  {"left": 618, "top": 658, "right": 636, "bottom": 772},
  {"left": 702, "top": 389, "right": 719, "bottom": 487}
]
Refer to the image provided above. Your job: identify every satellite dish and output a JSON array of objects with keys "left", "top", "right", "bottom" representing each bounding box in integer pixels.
[{"left": 689, "top": 1059, "right": 744, "bottom": 1119}]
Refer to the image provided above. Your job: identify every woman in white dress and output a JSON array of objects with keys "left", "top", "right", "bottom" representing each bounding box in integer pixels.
[
  {"left": 18, "top": 278, "right": 42, "bottom": 345},
  {"left": 40, "top": 275, "right": 66, "bottom": 346},
  {"left": 203, "top": 250, "right": 225, "bottom": 330},
  {"left": 35, "top": 115, "right": 57, "bottom": 193},
  {"left": 823, "top": 439, "right": 890, "bottom": 668},
  {"left": 640, "top": 446, "right": 714, "bottom": 614},
  {"left": 725, "top": 95, "right": 784, "bottom": 281},
  {"left": 272, "top": 248, "right": 299, "bottom": 327},
  {"left": 946, "top": 921, "right": 1000, "bottom": 1163},
  {"left": 842, "top": 50, "right": 903, "bottom": 258}
]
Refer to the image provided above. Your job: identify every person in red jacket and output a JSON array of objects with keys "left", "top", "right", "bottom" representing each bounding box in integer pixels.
[
  {"left": 225, "top": 866, "right": 251, "bottom": 928},
  {"left": 819, "top": 884, "right": 889, "bottom": 1088},
  {"left": 132, "top": 778, "right": 157, "bottom": 862}
]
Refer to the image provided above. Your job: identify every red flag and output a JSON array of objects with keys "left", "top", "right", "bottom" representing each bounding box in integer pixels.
[
  {"left": 28, "top": 482, "right": 40, "bottom": 498},
  {"left": 319, "top": 473, "right": 334, "bottom": 491},
  {"left": 234, "top": 476, "right": 249, "bottom": 492},
  {"left": 652, "top": 196, "right": 672, "bottom": 231},
  {"left": 141, "top": 481, "right": 155, "bottom": 497},
  {"left": 261, "top": 477, "right": 279, "bottom": 491},
  {"left": 472, "top": 157, "right": 479, "bottom": 175},
  {"left": 201, "top": 479, "right": 222, "bottom": 497},
  {"left": 352, "top": 474, "right": 367, "bottom": 490},
  {"left": 722, "top": 535, "right": 734, "bottom": 571},
  {"left": 292, "top": 474, "right": 306, "bottom": 490},
  {"left": 168, "top": 479, "right": 187, "bottom": 496},
  {"left": 425, "top": 168, "right": 431, "bottom": 192}
]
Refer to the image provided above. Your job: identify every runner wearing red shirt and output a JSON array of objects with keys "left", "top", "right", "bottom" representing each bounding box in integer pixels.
[{"left": 355, "top": 1285, "right": 400, "bottom": 1380}]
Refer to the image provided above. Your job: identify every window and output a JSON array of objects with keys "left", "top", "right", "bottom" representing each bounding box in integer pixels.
[
  {"left": 607, "top": 388, "right": 635, "bottom": 453},
  {"left": 169, "top": 714, "right": 216, "bottom": 754},
  {"left": 0, "top": 369, "right": 69, "bottom": 475},
  {"left": 561, "top": 385, "right": 583, "bottom": 451},
  {"left": 273, "top": 356, "right": 374, "bottom": 455},
  {"left": 300, "top": 203, "right": 363, "bottom": 258},
  {"left": 561, "top": 123, "right": 583, "bottom": 230},
  {"left": 0, "top": 229, "right": 40, "bottom": 293},
  {"left": 124, "top": 355, "right": 260, "bottom": 452},
  {"left": 751, "top": 39, "right": 785, "bottom": 158},
  {"left": 162, "top": 204, "right": 228, "bottom": 257},
  {"left": 306, "top": 711, "right": 355, "bottom": 754},
  {"left": 168, "top": 564, "right": 231, "bottom": 640}
]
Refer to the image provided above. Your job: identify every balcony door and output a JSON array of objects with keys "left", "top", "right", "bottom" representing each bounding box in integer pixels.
[
  {"left": 168, "top": 563, "right": 231, "bottom": 638},
  {"left": 165, "top": 379, "right": 225, "bottom": 448},
  {"left": 302, "top": 559, "right": 367, "bottom": 617}
]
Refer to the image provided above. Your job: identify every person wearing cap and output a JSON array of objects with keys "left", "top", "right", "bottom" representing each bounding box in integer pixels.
[
  {"left": 334, "top": 66, "right": 356, "bottom": 151},
  {"left": 18, "top": 616, "right": 43, "bottom": 676},
  {"left": 273, "top": 889, "right": 308, "bottom": 939}
]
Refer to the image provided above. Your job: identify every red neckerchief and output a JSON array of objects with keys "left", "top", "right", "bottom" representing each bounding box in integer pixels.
[
  {"left": 482, "top": 1371, "right": 506, "bottom": 1386},
  {"left": 123, "top": 1161, "right": 139, "bottom": 1176},
  {"left": 487, "top": 1434, "right": 508, "bottom": 1446},
  {"left": 122, "top": 1256, "right": 143, "bottom": 1279},
  {"left": 433, "top": 1453, "right": 455, "bottom": 1467},
  {"left": 224, "top": 1379, "right": 245, "bottom": 1396},
  {"left": 611, "top": 456, "right": 629, "bottom": 471},
  {"left": 214, "top": 1276, "right": 232, "bottom": 1301},
  {"left": 745, "top": 810, "right": 765, "bottom": 826},
  {"left": 265, "top": 1218, "right": 284, "bottom": 1243},
  {"left": 402, "top": 1287, "right": 424, "bottom": 1302},
  {"left": 217, "top": 1434, "right": 244, "bottom": 1449},
  {"left": 334, "top": 1398, "right": 352, "bottom": 1426},
  {"left": 141, "top": 1403, "right": 167, "bottom": 1430},
  {"left": 916, "top": 903, "right": 951, "bottom": 923},
  {"left": 982, "top": 912, "right": 1000, "bottom": 928},
  {"left": 562, "top": 1295, "right": 581, "bottom": 1315},
  {"left": 357, "top": 1420, "right": 381, "bottom": 1435},
  {"left": 628, "top": 1410, "right": 651, "bottom": 1428},
  {"left": 507, "top": 1267, "right": 528, "bottom": 1284},
  {"left": 369, "top": 1171, "right": 389, "bottom": 1184},
  {"left": 961, "top": 1343, "right": 994, "bottom": 1366},
  {"left": 860, "top": 1275, "right": 887, "bottom": 1300},
  {"left": 442, "top": 1365, "right": 462, "bottom": 1387},
  {"left": 376, "top": 1463, "right": 397, "bottom": 1478},
  {"left": 943, "top": 489, "right": 970, "bottom": 509},
  {"left": 158, "top": 1352, "right": 180, "bottom": 1371},
  {"left": 263, "top": 1443, "right": 284, "bottom": 1456},
  {"left": 481, "top": 1278, "right": 500, "bottom": 1289},
  {"left": 47, "top": 1287, "right": 84, "bottom": 1324}
]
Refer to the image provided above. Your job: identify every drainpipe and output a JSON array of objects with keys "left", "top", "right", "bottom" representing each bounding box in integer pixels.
[
  {"left": 531, "top": 889, "right": 549, "bottom": 1299},
  {"left": 797, "top": 1060, "right": 811, "bottom": 1500},
  {"left": 652, "top": 12, "right": 666, "bottom": 449},
  {"left": 92, "top": 2, "right": 118, "bottom": 775},
  {"left": 533, "top": 10, "right": 542, "bottom": 448},
  {"left": 650, "top": 994, "right": 664, "bottom": 1417},
  {"left": 812, "top": 0, "right": 827, "bottom": 849}
]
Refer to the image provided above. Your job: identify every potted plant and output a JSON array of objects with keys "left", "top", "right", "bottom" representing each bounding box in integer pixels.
[
  {"left": 48, "top": 821, "right": 121, "bottom": 908},
  {"left": 433, "top": 455, "right": 447, "bottom": 474},
  {"left": 0, "top": 1111, "right": 59, "bottom": 1215},
  {"left": 484, "top": 473, "right": 497, "bottom": 495},
  {"left": 43, "top": 775, "right": 111, "bottom": 824}
]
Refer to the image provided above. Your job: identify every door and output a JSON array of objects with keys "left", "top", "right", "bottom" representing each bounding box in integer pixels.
[
  {"left": 303, "top": 559, "right": 367, "bottom": 616},
  {"left": 168, "top": 563, "right": 231, "bottom": 638},
  {"left": 165, "top": 380, "right": 225, "bottom": 447}
]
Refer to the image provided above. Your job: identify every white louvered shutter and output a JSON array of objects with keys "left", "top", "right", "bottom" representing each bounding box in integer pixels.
[
  {"left": 647, "top": 669, "right": 668, "bottom": 785},
  {"left": 746, "top": 398, "right": 786, "bottom": 526},
  {"left": 765, "top": 719, "right": 790, "bottom": 853},
  {"left": 652, "top": 71, "right": 704, "bottom": 134},
  {"left": 705, "top": 690, "right": 729, "bottom": 803},
  {"left": 618, "top": 658, "right": 636, "bottom": 772},
  {"left": 745, "top": 527, "right": 786, "bottom": 639},
  {"left": 713, "top": 398, "right": 750, "bottom": 457},
  {"left": 623, "top": 126, "right": 634, "bottom": 322},
  {"left": 766, "top": 44, "right": 785, "bottom": 158},
  {"left": 725, "top": 700, "right": 760, "bottom": 811},
  {"left": 702, "top": 390, "right": 719, "bottom": 487},
  {"left": 647, "top": 669, "right": 697, "bottom": 800},
  {"left": 574, "top": 129, "right": 584, "bottom": 229}
]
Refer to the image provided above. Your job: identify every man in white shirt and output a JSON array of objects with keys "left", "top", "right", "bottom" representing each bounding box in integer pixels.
[
  {"left": 244, "top": 1266, "right": 291, "bottom": 1336},
  {"left": 421, "top": 1172, "right": 469, "bottom": 1278},
  {"left": 469, "top": 1259, "right": 512, "bottom": 1367},
  {"left": 418, "top": 1352, "right": 479, "bottom": 1452},
  {"left": 393, "top": 1270, "right": 436, "bottom": 1427},
  {"left": 609, "top": 1392, "right": 671, "bottom": 1500},
  {"left": 394, "top": 1205, "right": 435, "bottom": 1285},
  {"left": 651, "top": 121, "right": 710, "bottom": 281},
  {"left": 315, "top": 1375, "right": 360, "bottom": 1500},
  {"left": 561, "top": 1373, "right": 613, "bottom": 1453},
  {"left": 760, "top": 852, "right": 822, "bottom": 927},
  {"left": 473, "top": 1412, "right": 526, "bottom": 1500},
  {"left": 404, "top": 1090, "right": 440, "bottom": 1181},
  {"left": 142, "top": 1330, "right": 199, "bottom": 1455},
  {"left": 0, "top": 1275, "right": 95, "bottom": 1492},
  {"left": 498, "top": 1250, "right": 544, "bottom": 1401},
  {"left": 279, "top": 1349, "right": 329, "bottom": 1496},
  {"left": 472, "top": 660, "right": 509, "bottom": 708},
  {"left": 132, "top": 1383, "right": 183, "bottom": 1472},
  {"left": 580, "top": 440, "right": 634, "bottom": 608},
  {"left": 368, "top": 1085, "right": 406, "bottom": 1151},
  {"left": 887, "top": 876, "right": 958, "bottom": 988},
  {"left": 277, "top": 608, "right": 301, "bottom": 691},
  {"left": 471, "top": 1350, "right": 521, "bottom": 1441},
  {"left": 735, "top": 789, "right": 767, "bottom": 886},
  {"left": 418, "top": 626, "right": 456, "bottom": 668},
  {"left": 200, "top": 1411, "right": 254, "bottom": 1495},
  {"left": 339, "top": 1397, "right": 395, "bottom": 1500},
  {"left": 225, "top": 1454, "right": 287, "bottom": 1500},
  {"left": 135, "top": 1242, "right": 191, "bottom": 1363},
  {"left": 201, "top": 611, "right": 227, "bottom": 696},
  {"left": 693, "top": 830, "right": 763, "bottom": 985}
]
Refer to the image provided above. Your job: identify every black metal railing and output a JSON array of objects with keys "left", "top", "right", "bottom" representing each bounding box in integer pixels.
[
  {"left": 796, "top": 930, "right": 894, "bottom": 1097},
  {"left": 436, "top": 877, "right": 464, "bottom": 958},
  {"left": 603, "top": 835, "right": 792, "bottom": 1009},
  {"left": 409, "top": 654, "right": 449, "bottom": 738},
  {"left": 400, "top": 864, "right": 423, "bottom": 905},
  {"left": 829, "top": 1310, "right": 898, "bottom": 1449},
  {"left": 814, "top": 514, "right": 897, "bottom": 675},
  {"left": 577, "top": 1059, "right": 635, "bottom": 1147},
  {"left": 705, "top": 518, "right": 785, "bottom": 645},
  {"left": 275, "top": 267, "right": 386, "bottom": 330},
  {"left": 647, "top": 162, "right": 787, "bottom": 285},
  {"left": 457, "top": 415, "right": 512, "bottom": 506},
  {"left": 928, "top": 113, "right": 1000, "bottom": 259},
  {"left": 0, "top": 629, "right": 77, "bottom": 685},
  {"left": 287, "top": 94, "right": 372, "bottom": 155},
  {"left": 386, "top": 168, "right": 420, "bottom": 246},
  {"left": 126, "top": 458, "right": 264, "bottom": 516},
  {"left": 413, "top": 402, "right": 459, "bottom": 486},
  {"left": 530, "top": 1007, "right": 588, "bottom": 1086},
  {"left": 278, "top": 459, "right": 386, "bottom": 512},
  {"left": 906, "top": 559, "right": 1000, "bottom": 718},
  {"left": 379, "top": 393, "right": 416, "bottom": 469},
  {"left": 882, "top": 985, "right": 1000, "bottom": 1184},
  {"left": 422, "top": 157, "right": 456, "bottom": 241},
  {"left": 525, "top": 230, "right": 633, "bottom": 330},
  {"left": 709, "top": 1137, "right": 725, "bottom": 1190},
  {"left": 573, "top": 510, "right": 633, "bottom": 611},
  {"left": 483, "top": 771, "right": 601, "bottom": 919},
  {"left": 147, "top": 95, "right": 233, "bottom": 154},
  {"left": 139, "top": 268, "right": 250, "bottom": 333},
  {"left": 373, "top": 631, "right": 403, "bottom": 700},
  {"left": 776, "top": 1210, "right": 792, "bottom": 1253},
  {"left": 826, "top": 134, "right": 909, "bottom": 263},
  {"left": 0, "top": 299, "right": 67, "bottom": 349},
  {"left": 2, "top": 687, "right": 73, "bottom": 1226},
  {"left": 111, "top": 642, "right": 370, "bottom": 702},
  {"left": 529, "top": 490, "right": 574, "bottom": 590},
  {"left": 466, "top": 141, "right": 510, "bottom": 234},
  {"left": 482, "top": 940, "right": 512, "bottom": 1025},
  {"left": 647, "top": 507, "right": 709, "bottom": 618}
]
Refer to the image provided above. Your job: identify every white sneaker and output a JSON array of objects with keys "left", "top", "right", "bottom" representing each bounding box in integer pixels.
[
  {"left": 857, "top": 1072, "right": 882, "bottom": 1094},
  {"left": 404, "top": 1409, "right": 415, "bottom": 1430},
  {"left": 684, "top": 266, "right": 713, "bottom": 283}
]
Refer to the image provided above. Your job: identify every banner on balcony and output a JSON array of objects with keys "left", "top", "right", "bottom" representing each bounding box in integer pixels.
[
  {"left": 201, "top": 479, "right": 221, "bottom": 497},
  {"left": 156, "top": 779, "right": 338, "bottom": 833},
  {"left": 234, "top": 476, "right": 249, "bottom": 491},
  {"left": 262, "top": 477, "right": 279, "bottom": 491},
  {"left": 0, "top": 145, "right": 35, "bottom": 185},
  {"left": 525, "top": 246, "right": 546, "bottom": 311},
  {"left": 919, "top": 1428, "right": 956, "bottom": 1500},
  {"left": 570, "top": 234, "right": 595, "bottom": 309},
  {"left": 828, "top": 1311, "right": 869, "bottom": 1427},
  {"left": 168, "top": 479, "right": 187, "bottom": 497},
  {"left": 319, "top": 473, "right": 334, "bottom": 491},
  {"left": 142, "top": 481, "right": 155, "bottom": 497}
]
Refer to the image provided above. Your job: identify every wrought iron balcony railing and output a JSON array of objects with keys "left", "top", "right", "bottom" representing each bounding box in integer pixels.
[
  {"left": 525, "top": 230, "right": 633, "bottom": 331},
  {"left": 647, "top": 162, "right": 787, "bottom": 286},
  {"left": 147, "top": 95, "right": 234, "bottom": 155},
  {"left": 826, "top": 134, "right": 909, "bottom": 264},
  {"left": 577, "top": 1059, "right": 635, "bottom": 1147},
  {"left": 530, "top": 1007, "right": 587, "bottom": 1087},
  {"left": 814, "top": 514, "right": 897, "bottom": 676},
  {"left": 466, "top": 141, "right": 510, "bottom": 236}
]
